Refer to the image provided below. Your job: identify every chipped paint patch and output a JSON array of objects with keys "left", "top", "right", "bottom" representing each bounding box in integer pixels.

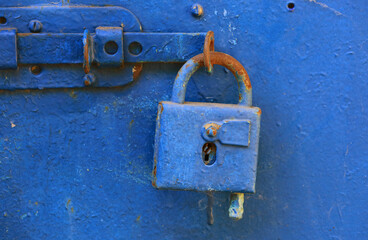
[
  {"left": 69, "top": 90, "right": 77, "bottom": 99},
  {"left": 223, "top": 9, "right": 228, "bottom": 17},
  {"left": 10, "top": 121, "right": 16, "bottom": 128},
  {"left": 20, "top": 212, "right": 30, "bottom": 220},
  {"left": 229, "top": 193, "right": 244, "bottom": 220}
]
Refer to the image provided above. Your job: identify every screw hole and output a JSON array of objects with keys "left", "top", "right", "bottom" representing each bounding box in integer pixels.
[
  {"left": 0, "top": 17, "right": 7, "bottom": 24},
  {"left": 128, "top": 41, "right": 143, "bottom": 56},
  {"left": 30, "top": 65, "right": 42, "bottom": 75},
  {"left": 287, "top": 2, "right": 295, "bottom": 11},
  {"left": 202, "top": 142, "right": 216, "bottom": 166},
  {"left": 104, "top": 41, "right": 119, "bottom": 55}
]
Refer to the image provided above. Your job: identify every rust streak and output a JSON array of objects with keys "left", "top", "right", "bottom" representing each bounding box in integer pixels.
[
  {"left": 152, "top": 156, "right": 158, "bottom": 188},
  {"left": 157, "top": 103, "right": 164, "bottom": 115},
  {"left": 257, "top": 108, "right": 262, "bottom": 116},
  {"left": 132, "top": 63, "right": 143, "bottom": 81}
]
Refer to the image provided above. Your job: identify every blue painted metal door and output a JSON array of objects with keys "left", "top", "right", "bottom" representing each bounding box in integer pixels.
[{"left": 1, "top": 1, "right": 367, "bottom": 239}]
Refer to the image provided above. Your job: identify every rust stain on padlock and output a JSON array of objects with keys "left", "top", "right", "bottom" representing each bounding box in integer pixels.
[
  {"left": 156, "top": 103, "right": 164, "bottom": 121},
  {"left": 152, "top": 103, "right": 164, "bottom": 188},
  {"left": 152, "top": 158, "right": 157, "bottom": 188}
]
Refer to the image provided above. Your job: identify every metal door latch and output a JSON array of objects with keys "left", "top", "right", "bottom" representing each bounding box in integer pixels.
[
  {"left": 0, "top": 6, "right": 206, "bottom": 89},
  {"left": 0, "top": 27, "right": 206, "bottom": 70}
]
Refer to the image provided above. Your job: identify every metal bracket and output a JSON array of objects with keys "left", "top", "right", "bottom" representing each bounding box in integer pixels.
[
  {"left": 0, "top": 28, "right": 17, "bottom": 69},
  {"left": 0, "top": 6, "right": 206, "bottom": 89}
]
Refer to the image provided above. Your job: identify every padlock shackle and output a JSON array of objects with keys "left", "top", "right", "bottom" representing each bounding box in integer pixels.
[{"left": 171, "top": 52, "right": 252, "bottom": 106}]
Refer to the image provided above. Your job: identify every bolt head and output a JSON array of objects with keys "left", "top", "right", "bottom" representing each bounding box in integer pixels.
[
  {"left": 191, "top": 4, "right": 204, "bottom": 17},
  {"left": 28, "top": 20, "right": 42, "bottom": 33}
]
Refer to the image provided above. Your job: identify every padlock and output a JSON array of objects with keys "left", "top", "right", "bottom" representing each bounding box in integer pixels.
[{"left": 152, "top": 52, "right": 261, "bottom": 194}]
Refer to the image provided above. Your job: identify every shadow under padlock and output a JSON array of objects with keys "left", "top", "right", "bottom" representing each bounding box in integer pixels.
[{"left": 152, "top": 51, "right": 261, "bottom": 222}]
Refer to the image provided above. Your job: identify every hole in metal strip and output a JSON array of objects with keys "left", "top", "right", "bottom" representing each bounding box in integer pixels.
[
  {"left": 128, "top": 41, "right": 143, "bottom": 56},
  {"left": 0, "top": 17, "right": 7, "bottom": 24},
  {"left": 287, "top": 2, "right": 295, "bottom": 11},
  {"left": 104, "top": 41, "right": 119, "bottom": 55}
]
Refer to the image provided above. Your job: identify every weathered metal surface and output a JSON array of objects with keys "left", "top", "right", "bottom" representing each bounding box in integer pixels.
[{"left": 0, "top": 0, "right": 368, "bottom": 239}]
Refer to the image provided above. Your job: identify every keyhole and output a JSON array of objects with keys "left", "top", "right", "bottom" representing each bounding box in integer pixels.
[{"left": 202, "top": 142, "right": 216, "bottom": 166}]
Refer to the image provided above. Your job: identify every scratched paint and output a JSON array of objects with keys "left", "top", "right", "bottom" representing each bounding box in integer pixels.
[{"left": 0, "top": 0, "right": 368, "bottom": 239}]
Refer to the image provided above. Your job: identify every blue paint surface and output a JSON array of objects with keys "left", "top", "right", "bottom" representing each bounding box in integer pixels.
[{"left": 1, "top": 0, "right": 368, "bottom": 239}]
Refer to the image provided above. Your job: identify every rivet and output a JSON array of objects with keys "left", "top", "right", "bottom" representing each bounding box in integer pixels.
[
  {"left": 191, "top": 3, "right": 204, "bottom": 17},
  {"left": 84, "top": 73, "right": 96, "bottom": 86},
  {"left": 30, "top": 65, "right": 42, "bottom": 75},
  {"left": 206, "top": 126, "right": 217, "bottom": 137},
  {"left": 28, "top": 20, "right": 43, "bottom": 33}
]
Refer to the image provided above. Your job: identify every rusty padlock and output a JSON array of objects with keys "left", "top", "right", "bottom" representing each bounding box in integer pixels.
[{"left": 153, "top": 51, "right": 261, "bottom": 220}]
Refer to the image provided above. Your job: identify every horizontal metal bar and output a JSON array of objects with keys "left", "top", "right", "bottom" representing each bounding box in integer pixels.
[
  {"left": 0, "top": 6, "right": 142, "bottom": 33},
  {"left": 124, "top": 33, "right": 206, "bottom": 63},
  {"left": 16, "top": 32, "right": 205, "bottom": 65},
  {"left": 18, "top": 33, "right": 83, "bottom": 64}
]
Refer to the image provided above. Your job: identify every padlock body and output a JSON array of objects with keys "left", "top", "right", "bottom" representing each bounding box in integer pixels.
[{"left": 153, "top": 101, "right": 261, "bottom": 193}]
